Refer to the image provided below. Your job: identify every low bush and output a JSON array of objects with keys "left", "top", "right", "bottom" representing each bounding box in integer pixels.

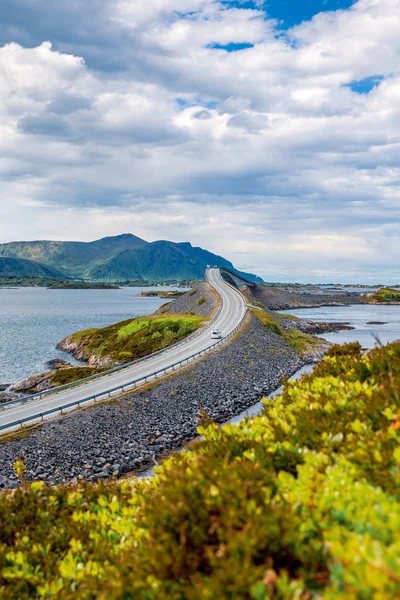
[
  {"left": 69, "top": 314, "right": 203, "bottom": 364},
  {"left": 0, "top": 341, "right": 399, "bottom": 598},
  {"left": 252, "top": 308, "right": 319, "bottom": 354},
  {"left": 368, "top": 287, "right": 400, "bottom": 303},
  {"left": 198, "top": 296, "right": 206, "bottom": 305},
  {"left": 51, "top": 366, "right": 102, "bottom": 386}
]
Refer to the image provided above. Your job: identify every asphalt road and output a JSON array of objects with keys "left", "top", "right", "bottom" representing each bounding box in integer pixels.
[{"left": 0, "top": 268, "right": 247, "bottom": 432}]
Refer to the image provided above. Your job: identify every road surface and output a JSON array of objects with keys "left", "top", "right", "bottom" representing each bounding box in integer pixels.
[{"left": 0, "top": 268, "right": 247, "bottom": 433}]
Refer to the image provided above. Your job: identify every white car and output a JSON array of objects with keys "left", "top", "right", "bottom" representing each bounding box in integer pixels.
[{"left": 211, "top": 329, "right": 222, "bottom": 340}]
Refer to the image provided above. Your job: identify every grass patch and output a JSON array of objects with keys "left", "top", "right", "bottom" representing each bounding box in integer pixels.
[
  {"left": 252, "top": 308, "right": 320, "bottom": 354},
  {"left": 1, "top": 341, "right": 400, "bottom": 598},
  {"left": 368, "top": 287, "right": 400, "bottom": 303},
  {"left": 51, "top": 366, "right": 103, "bottom": 386},
  {"left": 276, "top": 312, "right": 300, "bottom": 320},
  {"left": 69, "top": 314, "right": 204, "bottom": 364}
]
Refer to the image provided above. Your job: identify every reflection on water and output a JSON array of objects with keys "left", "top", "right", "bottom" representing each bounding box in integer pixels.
[{"left": 280, "top": 304, "right": 400, "bottom": 349}]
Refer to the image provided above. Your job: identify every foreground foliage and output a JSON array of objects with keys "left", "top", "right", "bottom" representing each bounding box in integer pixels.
[
  {"left": 1, "top": 341, "right": 400, "bottom": 598},
  {"left": 69, "top": 313, "right": 204, "bottom": 363}
]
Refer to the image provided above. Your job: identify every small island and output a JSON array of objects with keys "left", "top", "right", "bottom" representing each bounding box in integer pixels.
[
  {"left": 48, "top": 281, "right": 120, "bottom": 289},
  {"left": 138, "top": 290, "right": 186, "bottom": 298},
  {"left": 368, "top": 287, "right": 400, "bottom": 304}
]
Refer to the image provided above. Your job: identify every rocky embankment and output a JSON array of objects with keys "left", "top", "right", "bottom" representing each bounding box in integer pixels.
[
  {"left": 56, "top": 336, "right": 118, "bottom": 369},
  {"left": 287, "top": 317, "right": 355, "bottom": 335},
  {"left": 0, "top": 360, "right": 97, "bottom": 401},
  {"left": 156, "top": 281, "right": 217, "bottom": 318},
  {"left": 0, "top": 315, "right": 321, "bottom": 489},
  {"left": 247, "top": 283, "right": 366, "bottom": 311}
]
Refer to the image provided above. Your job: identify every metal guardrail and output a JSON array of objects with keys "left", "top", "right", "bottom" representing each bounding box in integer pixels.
[
  {"left": 1, "top": 275, "right": 224, "bottom": 411},
  {"left": 0, "top": 306, "right": 248, "bottom": 433}
]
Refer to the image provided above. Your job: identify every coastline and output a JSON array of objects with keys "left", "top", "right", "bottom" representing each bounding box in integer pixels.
[{"left": 0, "top": 314, "right": 323, "bottom": 489}]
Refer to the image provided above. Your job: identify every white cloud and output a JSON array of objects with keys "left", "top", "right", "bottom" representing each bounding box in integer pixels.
[{"left": 0, "top": 0, "right": 400, "bottom": 281}]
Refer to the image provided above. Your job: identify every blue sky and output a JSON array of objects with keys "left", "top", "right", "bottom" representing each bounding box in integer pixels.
[
  {"left": 260, "top": 0, "right": 356, "bottom": 27},
  {"left": 0, "top": 0, "right": 399, "bottom": 283}
]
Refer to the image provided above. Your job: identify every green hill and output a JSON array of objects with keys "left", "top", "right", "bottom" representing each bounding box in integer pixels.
[
  {"left": 0, "top": 257, "right": 70, "bottom": 279},
  {"left": 0, "top": 234, "right": 261, "bottom": 282}
]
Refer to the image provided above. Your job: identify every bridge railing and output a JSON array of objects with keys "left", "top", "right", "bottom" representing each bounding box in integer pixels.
[
  {"left": 1, "top": 274, "right": 224, "bottom": 411},
  {"left": 0, "top": 306, "right": 248, "bottom": 434}
]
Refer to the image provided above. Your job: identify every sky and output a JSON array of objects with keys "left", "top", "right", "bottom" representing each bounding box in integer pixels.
[{"left": 0, "top": 0, "right": 399, "bottom": 283}]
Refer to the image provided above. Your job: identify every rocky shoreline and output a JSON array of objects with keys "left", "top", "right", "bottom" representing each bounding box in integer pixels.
[{"left": 0, "top": 315, "right": 323, "bottom": 490}]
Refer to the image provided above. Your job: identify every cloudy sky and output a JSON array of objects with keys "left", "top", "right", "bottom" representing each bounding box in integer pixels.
[{"left": 0, "top": 0, "right": 399, "bottom": 282}]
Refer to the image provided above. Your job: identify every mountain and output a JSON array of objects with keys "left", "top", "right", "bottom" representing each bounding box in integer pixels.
[
  {"left": 0, "top": 257, "right": 71, "bottom": 279},
  {"left": 0, "top": 234, "right": 262, "bottom": 282}
]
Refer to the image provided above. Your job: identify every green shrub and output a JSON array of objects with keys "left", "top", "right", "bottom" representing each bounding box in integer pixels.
[
  {"left": 189, "top": 289, "right": 197, "bottom": 297},
  {"left": 252, "top": 308, "right": 320, "bottom": 354},
  {"left": 69, "top": 314, "right": 203, "bottom": 364},
  {"left": 51, "top": 366, "right": 102, "bottom": 386},
  {"left": 369, "top": 287, "right": 400, "bottom": 303},
  {"left": 0, "top": 341, "right": 399, "bottom": 598},
  {"left": 198, "top": 296, "right": 206, "bottom": 305}
]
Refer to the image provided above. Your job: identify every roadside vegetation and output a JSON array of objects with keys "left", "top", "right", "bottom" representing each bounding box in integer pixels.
[
  {"left": 51, "top": 366, "right": 104, "bottom": 386},
  {"left": 368, "top": 287, "right": 400, "bottom": 303},
  {"left": 68, "top": 314, "right": 204, "bottom": 364},
  {"left": 0, "top": 340, "right": 399, "bottom": 598},
  {"left": 251, "top": 307, "right": 321, "bottom": 354}
]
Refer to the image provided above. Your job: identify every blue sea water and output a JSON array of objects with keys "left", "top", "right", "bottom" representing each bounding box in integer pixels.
[
  {"left": 280, "top": 304, "right": 400, "bottom": 349},
  {"left": 0, "top": 286, "right": 183, "bottom": 385}
]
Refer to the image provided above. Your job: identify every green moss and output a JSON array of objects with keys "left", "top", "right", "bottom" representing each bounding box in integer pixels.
[
  {"left": 252, "top": 308, "right": 283, "bottom": 335},
  {"left": 276, "top": 312, "right": 300, "bottom": 320},
  {"left": 69, "top": 314, "right": 204, "bottom": 364},
  {"left": 368, "top": 287, "right": 400, "bottom": 303},
  {"left": 1, "top": 341, "right": 400, "bottom": 598},
  {"left": 51, "top": 367, "right": 102, "bottom": 386},
  {"left": 252, "top": 308, "right": 319, "bottom": 354}
]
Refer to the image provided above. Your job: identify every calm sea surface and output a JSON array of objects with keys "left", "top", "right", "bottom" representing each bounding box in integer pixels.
[
  {"left": 280, "top": 304, "right": 400, "bottom": 349},
  {"left": 0, "top": 286, "right": 184, "bottom": 385}
]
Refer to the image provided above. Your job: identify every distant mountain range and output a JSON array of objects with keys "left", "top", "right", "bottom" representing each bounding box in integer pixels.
[
  {"left": 0, "top": 257, "right": 71, "bottom": 279},
  {"left": 0, "top": 234, "right": 262, "bottom": 282}
]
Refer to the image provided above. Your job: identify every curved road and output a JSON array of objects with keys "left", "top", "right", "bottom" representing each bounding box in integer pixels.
[{"left": 0, "top": 268, "right": 247, "bottom": 433}]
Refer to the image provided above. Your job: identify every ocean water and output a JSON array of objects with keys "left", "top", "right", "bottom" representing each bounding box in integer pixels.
[
  {"left": 0, "top": 286, "right": 184, "bottom": 385},
  {"left": 279, "top": 304, "right": 400, "bottom": 349}
]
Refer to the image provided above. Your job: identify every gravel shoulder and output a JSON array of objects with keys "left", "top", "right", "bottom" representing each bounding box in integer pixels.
[
  {"left": 156, "top": 281, "right": 218, "bottom": 317},
  {"left": 0, "top": 315, "right": 310, "bottom": 489}
]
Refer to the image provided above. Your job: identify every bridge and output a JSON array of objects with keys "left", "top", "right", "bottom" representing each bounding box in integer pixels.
[
  {"left": 0, "top": 268, "right": 253, "bottom": 435},
  {"left": 219, "top": 267, "right": 256, "bottom": 288}
]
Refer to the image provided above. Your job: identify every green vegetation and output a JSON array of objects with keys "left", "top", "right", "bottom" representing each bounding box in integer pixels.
[
  {"left": 138, "top": 290, "right": 185, "bottom": 298},
  {"left": 252, "top": 308, "right": 319, "bottom": 354},
  {"left": 276, "top": 312, "right": 300, "bottom": 320},
  {"left": 0, "top": 276, "right": 61, "bottom": 288},
  {"left": 198, "top": 296, "right": 206, "bottom": 305},
  {"left": 0, "top": 257, "right": 69, "bottom": 280},
  {"left": 48, "top": 282, "right": 119, "bottom": 290},
  {"left": 51, "top": 367, "right": 103, "bottom": 386},
  {"left": 0, "top": 234, "right": 259, "bottom": 282},
  {"left": 368, "top": 287, "right": 400, "bottom": 303},
  {"left": 69, "top": 314, "right": 204, "bottom": 364},
  {"left": 1, "top": 341, "right": 400, "bottom": 598}
]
